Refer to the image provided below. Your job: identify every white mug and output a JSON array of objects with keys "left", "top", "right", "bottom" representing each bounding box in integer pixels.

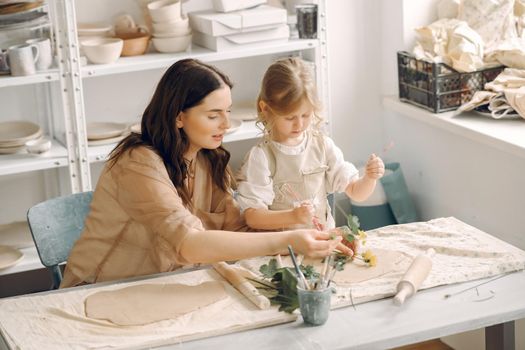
[
  {"left": 26, "top": 38, "right": 53, "bottom": 71},
  {"left": 7, "top": 43, "right": 40, "bottom": 76}
]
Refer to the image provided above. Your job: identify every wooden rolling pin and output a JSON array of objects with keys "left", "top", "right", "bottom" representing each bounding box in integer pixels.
[
  {"left": 393, "top": 248, "right": 435, "bottom": 305},
  {"left": 212, "top": 262, "right": 271, "bottom": 310}
]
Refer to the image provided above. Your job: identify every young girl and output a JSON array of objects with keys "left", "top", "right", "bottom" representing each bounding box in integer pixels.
[{"left": 236, "top": 57, "right": 385, "bottom": 231}]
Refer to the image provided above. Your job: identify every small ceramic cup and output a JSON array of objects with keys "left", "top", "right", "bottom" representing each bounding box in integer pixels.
[
  {"left": 26, "top": 137, "right": 51, "bottom": 154},
  {"left": 297, "top": 282, "right": 331, "bottom": 326},
  {"left": 296, "top": 4, "right": 317, "bottom": 39}
]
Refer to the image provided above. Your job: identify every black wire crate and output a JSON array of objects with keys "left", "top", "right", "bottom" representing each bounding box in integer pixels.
[{"left": 397, "top": 51, "right": 504, "bottom": 113}]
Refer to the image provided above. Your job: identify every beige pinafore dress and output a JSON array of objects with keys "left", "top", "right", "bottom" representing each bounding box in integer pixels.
[{"left": 260, "top": 132, "right": 335, "bottom": 229}]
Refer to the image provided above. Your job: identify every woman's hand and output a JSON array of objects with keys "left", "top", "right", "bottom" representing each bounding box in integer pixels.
[
  {"left": 286, "top": 229, "right": 353, "bottom": 258},
  {"left": 364, "top": 153, "right": 385, "bottom": 180}
]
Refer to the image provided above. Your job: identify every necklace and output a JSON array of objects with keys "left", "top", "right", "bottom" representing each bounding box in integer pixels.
[{"left": 185, "top": 158, "right": 196, "bottom": 179}]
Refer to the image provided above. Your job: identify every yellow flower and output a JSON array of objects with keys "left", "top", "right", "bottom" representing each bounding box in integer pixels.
[
  {"left": 361, "top": 249, "right": 377, "bottom": 267},
  {"left": 357, "top": 230, "right": 367, "bottom": 240},
  {"left": 362, "top": 250, "right": 374, "bottom": 260}
]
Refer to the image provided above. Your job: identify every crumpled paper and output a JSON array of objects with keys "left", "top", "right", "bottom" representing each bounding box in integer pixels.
[
  {"left": 458, "top": 0, "right": 517, "bottom": 51},
  {"left": 413, "top": 18, "right": 484, "bottom": 72},
  {"left": 485, "top": 37, "right": 525, "bottom": 69}
]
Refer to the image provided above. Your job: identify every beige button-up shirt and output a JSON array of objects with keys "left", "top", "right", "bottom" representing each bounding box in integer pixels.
[{"left": 61, "top": 146, "right": 246, "bottom": 288}]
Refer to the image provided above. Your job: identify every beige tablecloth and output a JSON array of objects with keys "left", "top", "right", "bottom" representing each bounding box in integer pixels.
[{"left": 0, "top": 217, "right": 524, "bottom": 349}]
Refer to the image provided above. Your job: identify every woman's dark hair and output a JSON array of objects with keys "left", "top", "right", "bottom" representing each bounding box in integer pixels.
[{"left": 108, "top": 59, "right": 234, "bottom": 207}]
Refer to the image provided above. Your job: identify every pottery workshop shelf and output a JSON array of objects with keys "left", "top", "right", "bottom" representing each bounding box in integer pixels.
[
  {"left": 0, "top": 139, "right": 68, "bottom": 176},
  {"left": 80, "top": 39, "right": 318, "bottom": 78},
  {"left": 0, "top": 69, "right": 59, "bottom": 88}
]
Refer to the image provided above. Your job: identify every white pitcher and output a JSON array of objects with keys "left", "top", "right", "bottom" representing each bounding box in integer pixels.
[
  {"left": 7, "top": 43, "right": 40, "bottom": 76},
  {"left": 26, "top": 38, "right": 53, "bottom": 71}
]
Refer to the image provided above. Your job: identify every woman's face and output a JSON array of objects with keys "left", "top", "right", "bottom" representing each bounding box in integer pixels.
[{"left": 177, "top": 85, "right": 232, "bottom": 156}]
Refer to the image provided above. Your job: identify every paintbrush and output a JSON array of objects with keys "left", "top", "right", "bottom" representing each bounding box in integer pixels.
[{"left": 287, "top": 245, "right": 310, "bottom": 290}]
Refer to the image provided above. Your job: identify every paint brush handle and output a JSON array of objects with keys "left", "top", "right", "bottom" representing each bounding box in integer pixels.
[{"left": 288, "top": 245, "right": 310, "bottom": 290}]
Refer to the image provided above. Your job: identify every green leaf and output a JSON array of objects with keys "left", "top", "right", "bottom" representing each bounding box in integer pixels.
[
  {"left": 300, "top": 264, "right": 319, "bottom": 280},
  {"left": 333, "top": 254, "right": 350, "bottom": 271},
  {"left": 347, "top": 214, "right": 360, "bottom": 235},
  {"left": 272, "top": 268, "right": 299, "bottom": 313},
  {"left": 259, "top": 258, "right": 279, "bottom": 279},
  {"left": 337, "top": 225, "right": 355, "bottom": 243}
]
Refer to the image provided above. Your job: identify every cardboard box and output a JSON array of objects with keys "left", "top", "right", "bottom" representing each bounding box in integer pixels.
[
  {"left": 188, "top": 5, "right": 287, "bottom": 37},
  {"left": 212, "top": 0, "right": 266, "bottom": 13},
  {"left": 193, "top": 24, "right": 289, "bottom": 51}
]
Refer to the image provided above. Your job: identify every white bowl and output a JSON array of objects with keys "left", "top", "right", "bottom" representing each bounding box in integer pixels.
[
  {"left": 25, "top": 137, "right": 51, "bottom": 154},
  {"left": 152, "top": 16, "right": 189, "bottom": 34},
  {"left": 153, "top": 28, "right": 191, "bottom": 38},
  {"left": 82, "top": 38, "right": 123, "bottom": 64},
  {"left": 152, "top": 34, "right": 191, "bottom": 53},
  {"left": 77, "top": 23, "right": 112, "bottom": 37},
  {"left": 148, "top": 0, "right": 181, "bottom": 23}
]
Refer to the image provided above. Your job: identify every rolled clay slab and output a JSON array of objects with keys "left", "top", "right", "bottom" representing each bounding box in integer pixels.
[
  {"left": 85, "top": 281, "right": 229, "bottom": 326},
  {"left": 294, "top": 248, "right": 408, "bottom": 285}
]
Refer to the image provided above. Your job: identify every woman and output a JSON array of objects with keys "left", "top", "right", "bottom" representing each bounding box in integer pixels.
[{"left": 61, "top": 59, "right": 350, "bottom": 288}]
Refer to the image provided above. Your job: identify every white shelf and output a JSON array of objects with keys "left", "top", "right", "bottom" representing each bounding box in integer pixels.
[
  {"left": 81, "top": 40, "right": 319, "bottom": 78},
  {"left": 87, "top": 121, "right": 262, "bottom": 163},
  {"left": 0, "top": 70, "right": 59, "bottom": 88},
  {"left": 0, "top": 139, "right": 69, "bottom": 176},
  {"left": 0, "top": 246, "right": 44, "bottom": 276},
  {"left": 224, "top": 120, "right": 262, "bottom": 143},
  {"left": 383, "top": 96, "right": 525, "bottom": 159}
]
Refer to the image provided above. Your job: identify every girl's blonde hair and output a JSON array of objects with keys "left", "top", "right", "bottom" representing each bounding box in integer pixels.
[{"left": 256, "top": 57, "right": 323, "bottom": 136}]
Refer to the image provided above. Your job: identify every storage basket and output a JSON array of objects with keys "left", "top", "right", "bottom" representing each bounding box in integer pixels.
[{"left": 397, "top": 51, "right": 504, "bottom": 113}]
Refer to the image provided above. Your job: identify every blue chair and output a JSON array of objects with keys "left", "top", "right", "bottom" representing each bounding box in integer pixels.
[{"left": 27, "top": 191, "right": 93, "bottom": 289}]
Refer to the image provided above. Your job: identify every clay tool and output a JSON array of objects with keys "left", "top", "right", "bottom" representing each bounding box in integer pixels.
[
  {"left": 443, "top": 274, "right": 508, "bottom": 299},
  {"left": 393, "top": 248, "right": 435, "bottom": 305},
  {"left": 288, "top": 245, "right": 310, "bottom": 290}
]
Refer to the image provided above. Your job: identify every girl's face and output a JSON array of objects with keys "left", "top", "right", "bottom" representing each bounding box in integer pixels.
[
  {"left": 265, "top": 100, "right": 313, "bottom": 146},
  {"left": 177, "top": 85, "right": 232, "bottom": 157}
]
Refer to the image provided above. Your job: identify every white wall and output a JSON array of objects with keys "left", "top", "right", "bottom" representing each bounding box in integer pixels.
[
  {"left": 326, "top": 0, "right": 383, "bottom": 166},
  {"left": 327, "top": 1, "right": 525, "bottom": 348}
]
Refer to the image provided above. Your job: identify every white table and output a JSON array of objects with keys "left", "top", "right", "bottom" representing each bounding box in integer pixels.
[{"left": 1, "top": 269, "right": 524, "bottom": 350}]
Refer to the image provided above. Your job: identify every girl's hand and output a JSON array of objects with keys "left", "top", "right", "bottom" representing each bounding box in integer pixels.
[
  {"left": 364, "top": 153, "right": 385, "bottom": 180},
  {"left": 287, "top": 229, "right": 353, "bottom": 258},
  {"left": 292, "top": 202, "right": 314, "bottom": 225}
]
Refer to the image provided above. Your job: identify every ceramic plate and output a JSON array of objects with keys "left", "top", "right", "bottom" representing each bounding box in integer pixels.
[
  {"left": 88, "top": 134, "right": 127, "bottom": 146},
  {"left": 0, "top": 121, "right": 41, "bottom": 146},
  {"left": 230, "top": 107, "right": 257, "bottom": 121},
  {"left": 0, "top": 221, "right": 34, "bottom": 249},
  {"left": 0, "top": 245, "right": 24, "bottom": 270},
  {"left": 0, "top": 144, "right": 25, "bottom": 154},
  {"left": 87, "top": 122, "right": 128, "bottom": 140},
  {"left": 0, "top": 11, "right": 47, "bottom": 29},
  {"left": 226, "top": 119, "right": 242, "bottom": 134},
  {"left": 0, "top": 1, "right": 43, "bottom": 16}
]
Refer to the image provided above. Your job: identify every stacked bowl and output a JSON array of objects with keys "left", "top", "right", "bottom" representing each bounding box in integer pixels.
[
  {"left": 77, "top": 22, "right": 123, "bottom": 64},
  {"left": 147, "top": 0, "right": 191, "bottom": 53}
]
